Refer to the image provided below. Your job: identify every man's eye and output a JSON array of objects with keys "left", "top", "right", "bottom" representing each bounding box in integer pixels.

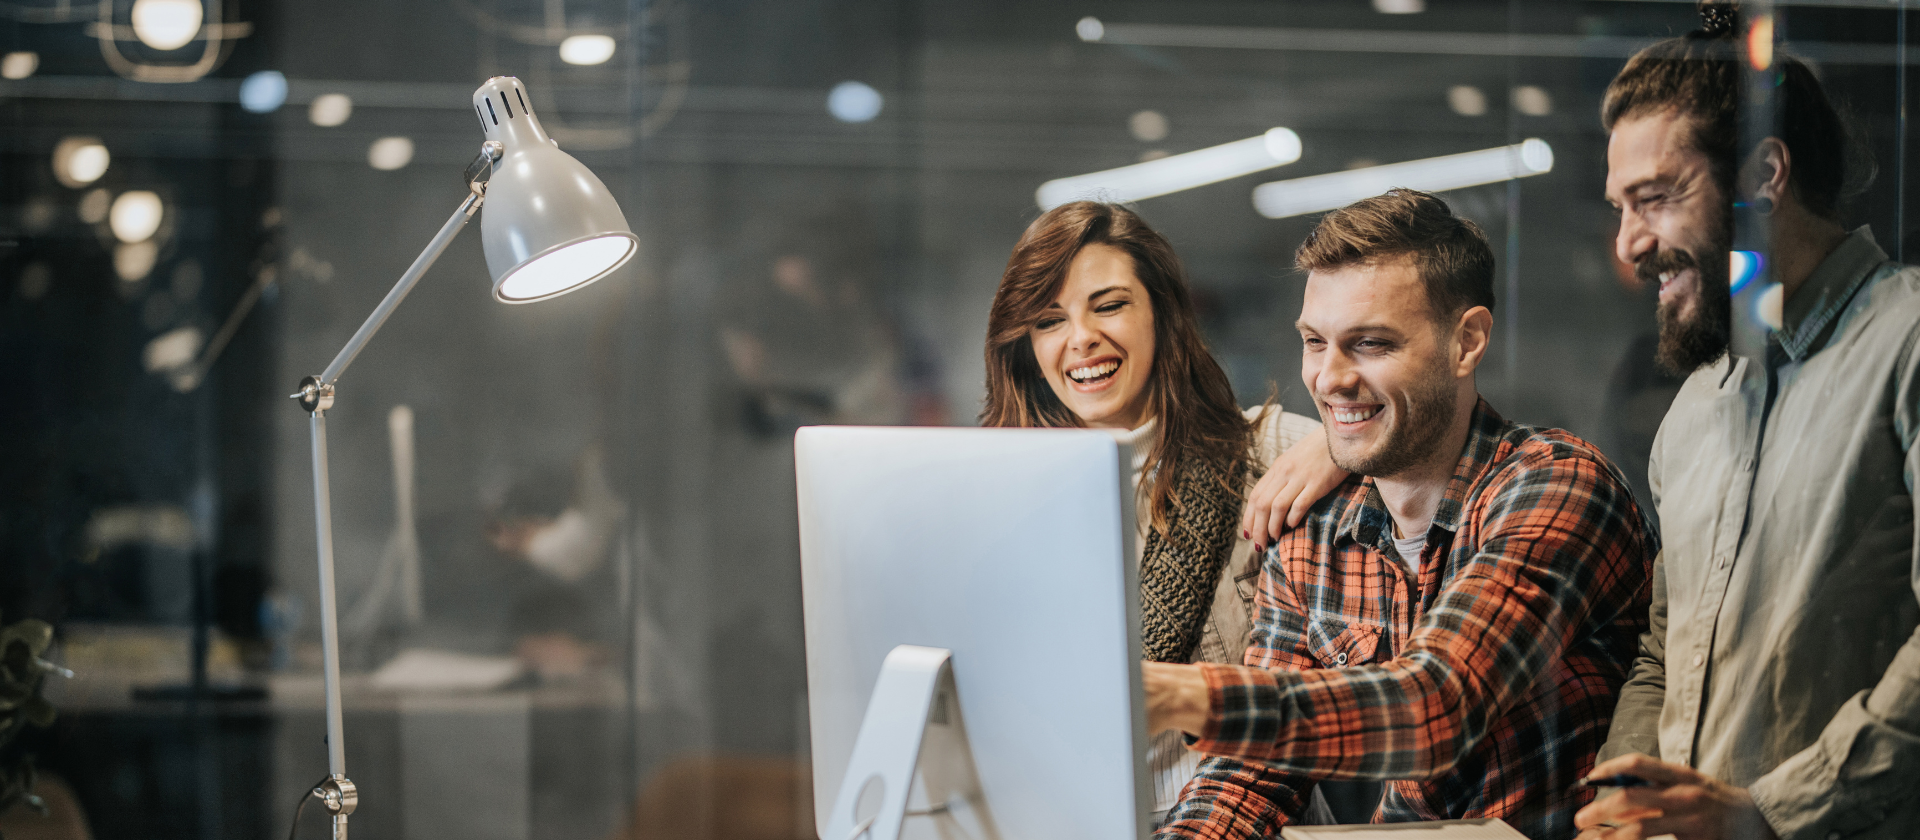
[
  {"left": 1303, "top": 337, "right": 1324, "bottom": 349},
  {"left": 1356, "top": 339, "right": 1390, "bottom": 350}
]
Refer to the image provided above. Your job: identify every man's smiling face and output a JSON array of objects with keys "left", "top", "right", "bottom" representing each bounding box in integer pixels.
[
  {"left": 1605, "top": 109, "right": 1734, "bottom": 372},
  {"left": 1297, "top": 257, "right": 1461, "bottom": 479}
]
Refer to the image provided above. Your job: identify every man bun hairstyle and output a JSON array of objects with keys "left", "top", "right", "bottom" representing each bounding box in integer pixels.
[
  {"left": 1295, "top": 188, "right": 1496, "bottom": 322},
  {"left": 1600, "top": 0, "right": 1867, "bottom": 222}
]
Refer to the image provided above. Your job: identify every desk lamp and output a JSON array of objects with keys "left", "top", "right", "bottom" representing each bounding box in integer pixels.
[{"left": 288, "top": 76, "right": 636, "bottom": 840}]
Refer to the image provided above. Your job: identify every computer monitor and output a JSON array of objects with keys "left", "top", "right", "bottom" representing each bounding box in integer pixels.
[{"left": 796, "top": 426, "right": 1151, "bottom": 840}]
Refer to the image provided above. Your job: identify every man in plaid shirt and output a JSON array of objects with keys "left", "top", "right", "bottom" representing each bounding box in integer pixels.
[{"left": 1145, "top": 189, "right": 1656, "bottom": 839}]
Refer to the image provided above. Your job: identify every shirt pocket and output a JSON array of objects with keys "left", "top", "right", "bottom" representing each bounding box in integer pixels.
[{"left": 1304, "top": 619, "right": 1386, "bottom": 668}]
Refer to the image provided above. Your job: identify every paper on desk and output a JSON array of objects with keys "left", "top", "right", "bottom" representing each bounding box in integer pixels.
[
  {"left": 369, "top": 648, "right": 525, "bottom": 692},
  {"left": 1280, "top": 818, "right": 1528, "bottom": 840}
]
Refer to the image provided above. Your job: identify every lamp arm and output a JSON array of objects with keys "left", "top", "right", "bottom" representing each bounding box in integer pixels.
[
  {"left": 289, "top": 143, "right": 499, "bottom": 840},
  {"left": 320, "top": 191, "right": 483, "bottom": 385}
]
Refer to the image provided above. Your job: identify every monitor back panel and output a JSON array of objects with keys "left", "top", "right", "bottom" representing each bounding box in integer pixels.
[{"left": 797, "top": 426, "right": 1149, "bottom": 840}]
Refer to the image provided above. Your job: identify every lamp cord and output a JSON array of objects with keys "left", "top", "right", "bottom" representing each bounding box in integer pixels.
[{"left": 285, "top": 775, "right": 333, "bottom": 840}]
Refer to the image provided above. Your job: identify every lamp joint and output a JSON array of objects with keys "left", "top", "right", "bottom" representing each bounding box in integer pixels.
[
  {"left": 291, "top": 376, "right": 335, "bottom": 413},
  {"left": 464, "top": 141, "right": 504, "bottom": 200},
  {"left": 315, "top": 776, "right": 358, "bottom": 816}
]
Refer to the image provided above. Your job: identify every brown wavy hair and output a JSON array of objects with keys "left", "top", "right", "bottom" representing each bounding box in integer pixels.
[{"left": 981, "top": 201, "right": 1253, "bottom": 532}]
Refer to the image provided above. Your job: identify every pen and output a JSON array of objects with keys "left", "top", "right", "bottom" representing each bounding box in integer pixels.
[{"left": 1575, "top": 774, "right": 1653, "bottom": 791}]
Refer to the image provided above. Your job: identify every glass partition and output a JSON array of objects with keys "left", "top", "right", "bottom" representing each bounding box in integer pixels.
[{"left": 1, "top": 1, "right": 1911, "bottom": 837}]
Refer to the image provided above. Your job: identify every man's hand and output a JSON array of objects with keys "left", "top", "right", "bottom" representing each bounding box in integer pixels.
[
  {"left": 1142, "top": 661, "right": 1212, "bottom": 736},
  {"left": 1240, "top": 425, "right": 1348, "bottom": 551},
  {"left": 1573, "top": 754, "right": 1779, "bottom": 840}
]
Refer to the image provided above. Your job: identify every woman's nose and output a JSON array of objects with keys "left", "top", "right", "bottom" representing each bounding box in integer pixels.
[{"left": 1067, "top": 313, "right": 1099, "bottom": 351}]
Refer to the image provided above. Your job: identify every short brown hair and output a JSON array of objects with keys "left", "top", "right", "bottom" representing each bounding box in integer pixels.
[
  {"left": 1294, "top": 188, "right": 1495, "bottom": 321},
  {"left": 982, "top": 201, "right": 1252, "bottom": 532},
  {"left": 1600, "top": 14, "right": 1859, "bottom": 221}
]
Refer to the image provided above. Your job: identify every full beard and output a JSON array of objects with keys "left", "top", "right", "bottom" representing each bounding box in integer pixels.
[
  {"left": 1645, "top": 222, "right": 1734, "bottom": 375},
  {"left": 1325, "top": 352, "right": 1459, "bottom": 478}
]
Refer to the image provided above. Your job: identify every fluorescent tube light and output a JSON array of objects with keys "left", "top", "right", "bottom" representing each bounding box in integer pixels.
[
  {"left": 1037, "top": 127, "right": 1302, "bottom": 210},
  {"left": 1252, "top": 138, "right": 1551, "bottom": 219}
]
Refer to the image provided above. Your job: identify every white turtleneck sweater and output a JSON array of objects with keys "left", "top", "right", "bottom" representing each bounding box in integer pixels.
[{"left": 1105, "top": 406, "right": 1323, "bottom": 819}]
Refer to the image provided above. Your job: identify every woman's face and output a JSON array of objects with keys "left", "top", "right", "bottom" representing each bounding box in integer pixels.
[{"left": 1029, "top": 243, "right": 1157, "bottom": 430}]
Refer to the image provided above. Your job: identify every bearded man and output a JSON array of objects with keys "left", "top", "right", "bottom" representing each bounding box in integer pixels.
[
  {"left": 1575, "top": 7, "right": 1920, "bottom": 840},
  {"left": 1144, "top": 189, "right": 1657, "bottom": 839}
]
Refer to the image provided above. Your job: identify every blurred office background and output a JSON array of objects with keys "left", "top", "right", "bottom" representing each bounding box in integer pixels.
[{"left": 0, "top": 0, "right": 1912, "bottom": 838}]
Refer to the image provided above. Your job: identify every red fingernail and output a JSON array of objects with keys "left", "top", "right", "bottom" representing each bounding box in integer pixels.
[{"left": 1242, "top": 530, "right": 1250, "bottom": 539}]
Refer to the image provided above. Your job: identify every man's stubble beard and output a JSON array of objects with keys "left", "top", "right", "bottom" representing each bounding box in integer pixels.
[
  {"left": 1648, "top": 210, "right": 1734, "bottom": 374},
  {"left": 1323, "top": 346, "right": 1459, "bottom": 479}
]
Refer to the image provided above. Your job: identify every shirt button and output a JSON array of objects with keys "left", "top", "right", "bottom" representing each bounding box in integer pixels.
[
  {"left": 1692, "top": 654, "right": 1705, "bottom": 667},
  {"left": 1827, "top": 833, "right": 1841, "bottom": 840}
]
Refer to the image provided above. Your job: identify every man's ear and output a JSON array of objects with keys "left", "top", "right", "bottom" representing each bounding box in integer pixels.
[
  {"left": 1452, "top": 305, "right": 1493, "bottom": 378},
  {"left": 1740, "top": 137, "right": 1792, "bottom": 211}
]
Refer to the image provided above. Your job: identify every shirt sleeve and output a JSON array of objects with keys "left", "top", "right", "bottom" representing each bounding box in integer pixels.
[
  {"left": 1241, "top": 404, "right": 1323, "bottom": 466},
  {"left": 1597, "top": 549, "right": 1667, "bottom": 762},
  {"left": 1156, "top": 547, "right": 1323, "bottom": 840},
  {"left": 1748, "top": 318, "right": 1920, "bottom": 840},
  {"left": 1184, "top": 448, "right": 1652, "bottom": 781}
]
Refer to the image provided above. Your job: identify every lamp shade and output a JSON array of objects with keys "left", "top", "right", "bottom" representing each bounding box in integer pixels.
[{"left": 471, "top": 77, "right": 638, "bottom": 303}]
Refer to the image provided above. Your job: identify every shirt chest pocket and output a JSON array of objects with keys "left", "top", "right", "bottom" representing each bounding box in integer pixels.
[{"left": 1304, "top": 619, "right": 1386, "bottom": 668}]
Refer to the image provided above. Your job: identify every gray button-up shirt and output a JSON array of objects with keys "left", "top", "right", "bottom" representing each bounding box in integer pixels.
[{"left": 1598, "top": 228, "right": 1920, "bottom": 839}]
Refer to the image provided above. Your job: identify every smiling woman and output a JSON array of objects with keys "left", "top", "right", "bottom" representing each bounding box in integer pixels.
[{"left": 980, "top": 201, "right": 1346, "bottom": 824}]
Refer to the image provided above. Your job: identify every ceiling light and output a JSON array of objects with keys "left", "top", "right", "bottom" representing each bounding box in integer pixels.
[
  {"left": 559, "top": 34, "right": 616, "bottom": 66},
  {"left": 144, "top": 326, "right": 203, "bottom": 373},
  {"left": 368, "top": 137, "right": 414, "bottom": 171},
  {"left": 309, "top": 93, "right": 353, "bottom": 127},
  {"left": 53, "top": 137, "right": 111, "bottom": 188},
  {"left": 240, "top": 70, "right": 287, "bottom": 113},
  {"left": 1129, "top": 110, "right": 1169, "bottom": 142},
  {"left": 130, "top": 0, "right": 203, "bottom": 51},
  {"left": 115, "top": 241, "right": 159, "bottom": 282},
  {"left": 1038, "top": 127, "right": 1302, "bottom": 210},
  {"left": 1076, "top": 16, "right": 1105, "bottom": 42},
  {"left": 1, "top": 51, "right": 38, "bottom": 80},
  {"left": 1252, "top": 138, "right": 1553, "bottom": 219},
  {"left": 19, "top": 263, "right": 52, "bottom": 301},
  {"left": 110, "top": 191, "right": 164, "bottom": 243},
  {"left": 1372, "top": 0, "right": 1425, "bottom": 12},
  {"left": 1512, "top": 85, "right": 1552, "bottom": 116},
  {"left": 828, "top": 81, "right": 883, "bottom": 123},
  {"left": 79, "top": 189, "right": 112, "bottom": 224},
  {"left": 1447, "top": 85, "right": 1487, "bottom": 117}
]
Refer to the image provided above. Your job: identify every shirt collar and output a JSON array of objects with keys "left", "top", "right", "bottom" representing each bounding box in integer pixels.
[
  {"left": 1777, "top": 226, "right": 1887, "bottom": 362},
  {"left": 1333, "top": 397, "right": 1506, "bottom": 546}
]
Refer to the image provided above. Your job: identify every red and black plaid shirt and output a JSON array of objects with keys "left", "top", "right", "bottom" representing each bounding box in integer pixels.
[{"left": 1158, "top": 399, "right": 1655, "bottom": 840}]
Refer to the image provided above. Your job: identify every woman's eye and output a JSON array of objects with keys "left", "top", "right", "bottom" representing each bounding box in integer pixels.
[
  {"left": 1096, "top": 301, "right": 1127, "bottom": 314},
  {"left": 1035, "top": 317, "right": 1064, "bottom": 330}
]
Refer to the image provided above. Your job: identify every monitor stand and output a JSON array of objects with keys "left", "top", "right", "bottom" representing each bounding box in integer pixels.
[{"left": 825, "top": 645, "right": 995, "bottom": 840}]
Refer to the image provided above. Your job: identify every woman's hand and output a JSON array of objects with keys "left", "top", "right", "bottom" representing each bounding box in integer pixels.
[{"left": 1240, "top": 425, "right": 1347, "bottom": 551}]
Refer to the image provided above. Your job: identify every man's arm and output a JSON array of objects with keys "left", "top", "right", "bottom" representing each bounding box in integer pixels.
[
  {"left": 1156, "top": 755, "right": 1315, "bottom": 840},
  {"left": 1152, "top": 540, "right": 1329, "bottom": 840},
  {"left": 1744, "top": 334, "right": 1920, "bottom": 839},
  {"left": 1187, "top": 448, "right": 1652, "bottom": 780},
  {"left": 1597, "top": 549, "right": 1667, "bottom": 762}
]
